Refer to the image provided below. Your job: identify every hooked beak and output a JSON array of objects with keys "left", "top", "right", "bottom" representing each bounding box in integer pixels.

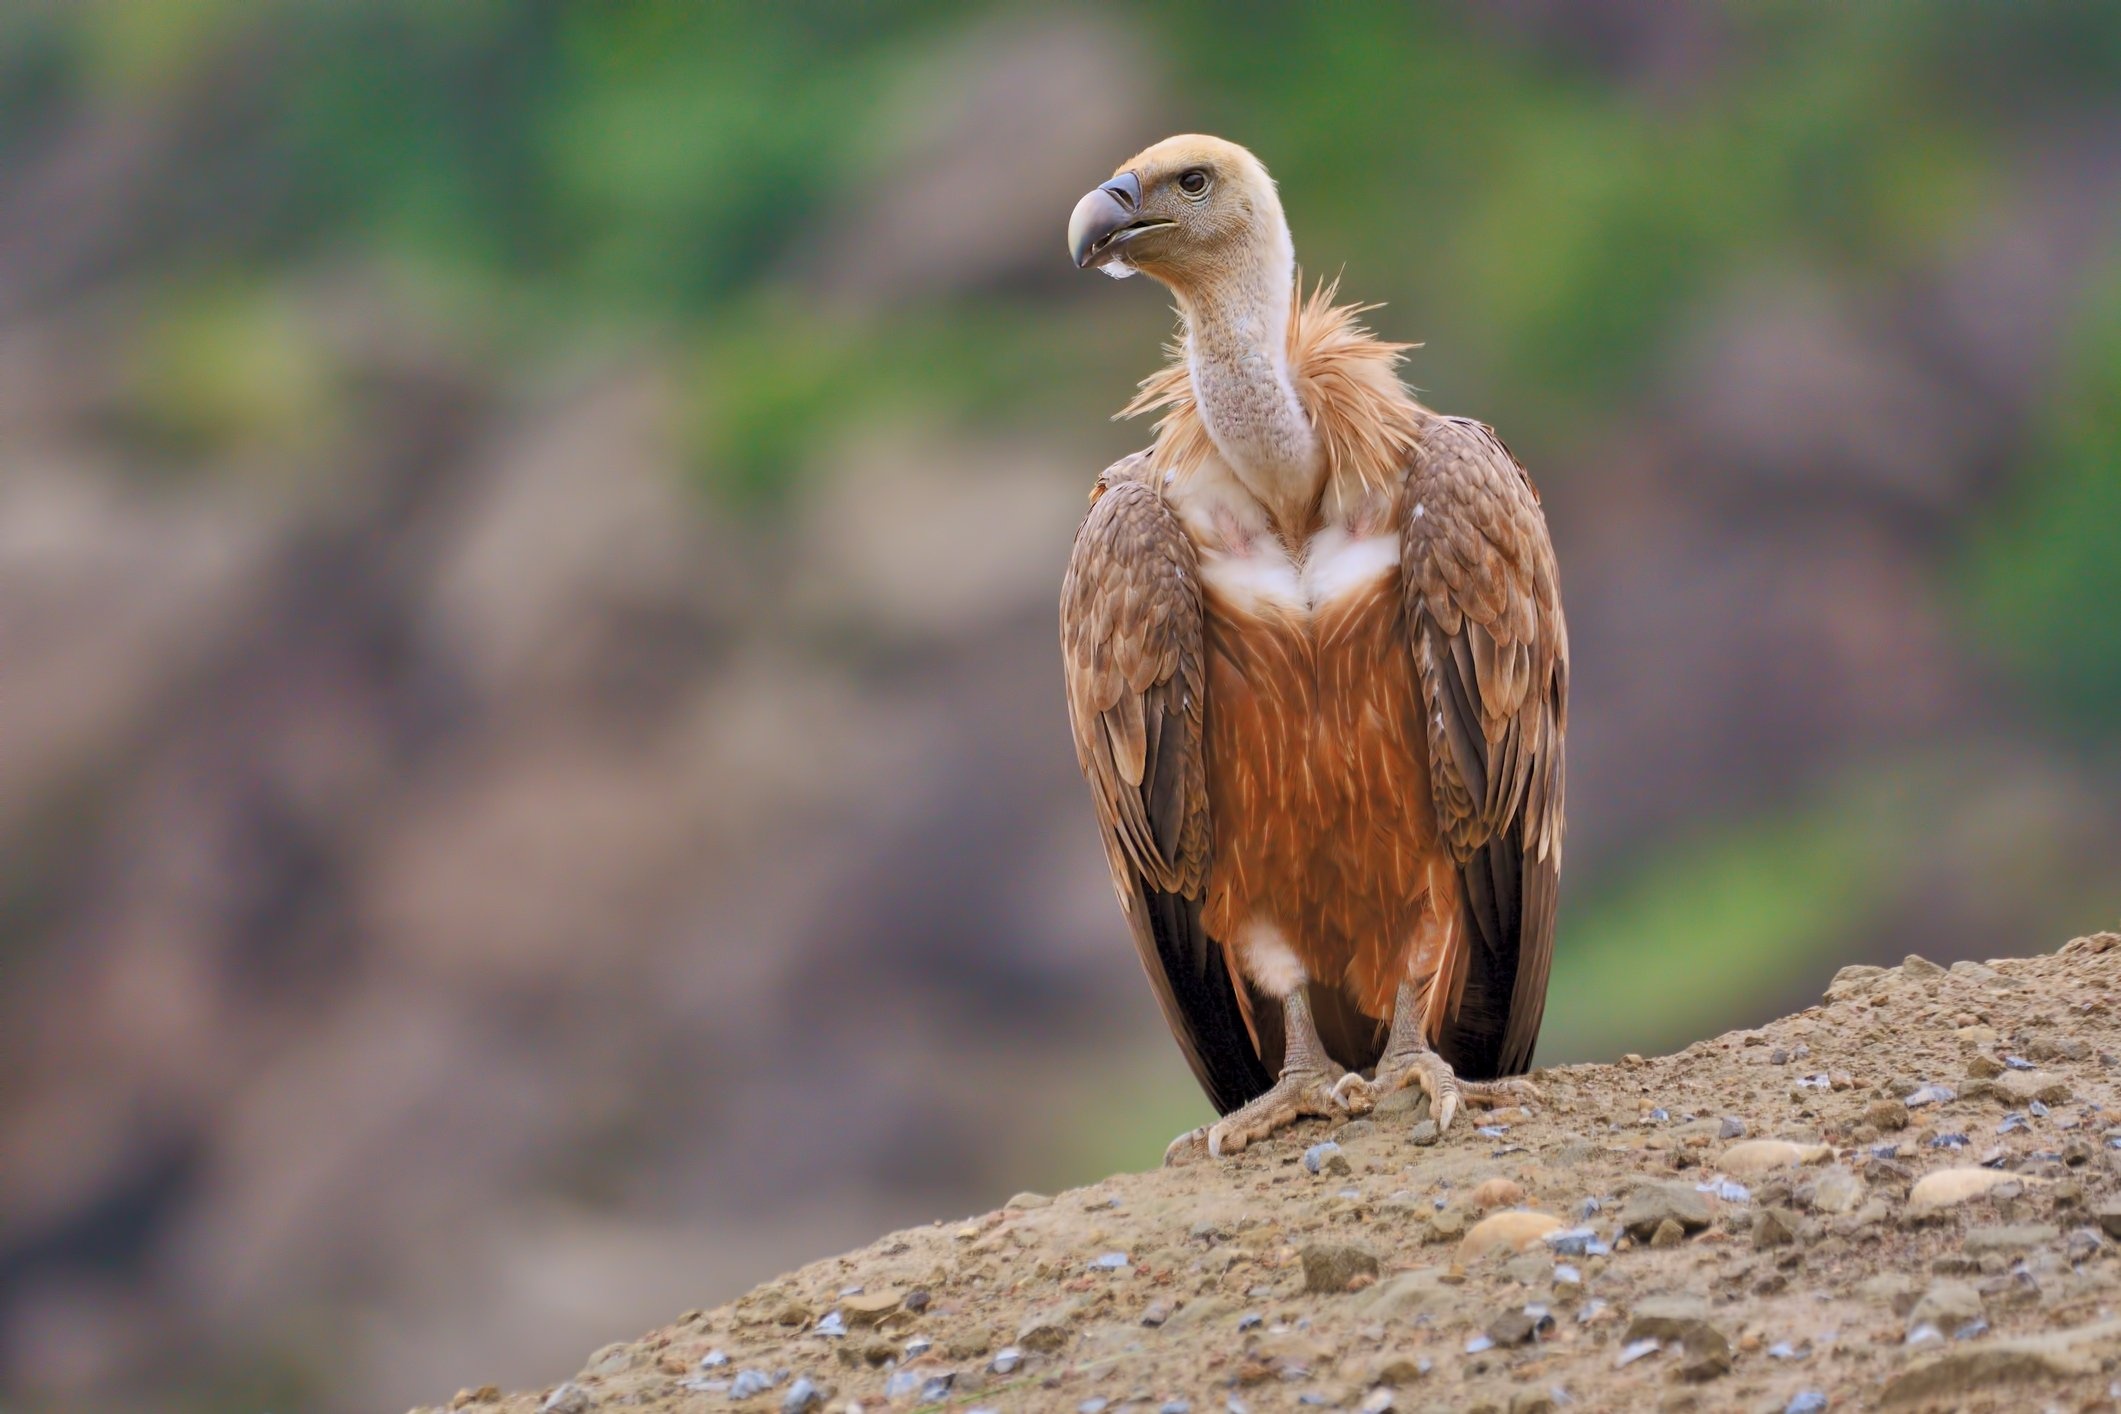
[{"left": 1068, "top": 171, "right": 1171, "bottom": 269}]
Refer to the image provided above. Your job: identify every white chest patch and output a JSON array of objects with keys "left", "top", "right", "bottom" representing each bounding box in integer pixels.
[{"left": 1197, "top": 526, "right": 1399, "bottom": 617}]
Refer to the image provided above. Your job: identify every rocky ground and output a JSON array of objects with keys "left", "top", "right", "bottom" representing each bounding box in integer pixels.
[{"left": 422, "top": 935, "right": 2121, "bottom": 1414}]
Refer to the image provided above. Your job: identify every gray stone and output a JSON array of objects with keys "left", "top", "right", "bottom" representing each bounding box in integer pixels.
[
  {"left": 1826, "top": 965, "right": 1887, "bottom": 1001},
  {"left": 1355, "top": 1269, "right": 1458, "bottom": 1322},
  {"left": 1624, "top": 1294, "right": 1711, "bottom": 1344},
  {"left": 1303, "top": 1141, "right": 1351, "bottom": 1177},
  {"left": 1902, "top": 954, "right": 1947, "bottom": 978},
  {"left": 1301, "top": 1242, "right": 1381, "bottom": 1294},
  {"left": 541, "top": 1386, "right": 592, "bottom": 1414},
  {"left": 1624, "top": 1295, "right": 1731, "bottom": 1381},
  {"left": 1017, "top": 1302, "right": 1081, "bottom": 1353},
  {"left": 1805, "top": 1167, "right": 1867, "bottom": 1215},
  {"left": 1620, "top": 1182, "right": 1712, "bottom": 1240},
  {"left": 1408, "top": 1118, "right": 1441, "bottom": 1146},
  {"left": 1754, "top": 1207, "right": 1804, "bottom": 1249},
  {"left": 1962, "top": 1224, "right": 2059, "bottom": 1255},
  {"left": 1908, "top": 1280, "right": 1983, "bottom": 1337},
  {"left": 1858, "top": 1273, "right": 1922, "bottom": 1317},
  {"left": 1486, "top": 1307, "right": 1551, "bottom": 1347},
  {"left": 1880, "top": 1316, "right": 2121, "bottom": 1404},
  {"left": 1501, "top": 1252, "right": 1553, "bottom": 1285}
]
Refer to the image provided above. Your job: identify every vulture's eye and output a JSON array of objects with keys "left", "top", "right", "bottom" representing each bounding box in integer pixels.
[{"left": 1177, "top": 168, "right": 1211, "bottom": 198}]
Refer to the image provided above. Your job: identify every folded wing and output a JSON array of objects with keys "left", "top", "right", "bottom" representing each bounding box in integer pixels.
[
  {"left": 1060, "top": 453, "right": 1273, "bottom": 1113},
  {"left": 1402, "top": 418, "right": 1569, "bottom": 1078}
]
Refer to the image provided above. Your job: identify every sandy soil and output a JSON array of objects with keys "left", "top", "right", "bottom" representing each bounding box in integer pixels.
[{"left": 421, "top": 933, "right": 2121, "bottom": 1414}]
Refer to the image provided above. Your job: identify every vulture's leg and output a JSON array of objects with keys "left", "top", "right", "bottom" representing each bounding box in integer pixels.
[
  {"left": 1333, "top": 980, "right": 1541, "bottom": 1132},
  {"left": 1163, "top": 987, "right": 1350, "bottom": 1164}
]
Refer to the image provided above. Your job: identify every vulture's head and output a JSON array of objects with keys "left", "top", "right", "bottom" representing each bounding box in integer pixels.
[{"left": 1067, "top": 134, "right": 1288, "bottom": 292}]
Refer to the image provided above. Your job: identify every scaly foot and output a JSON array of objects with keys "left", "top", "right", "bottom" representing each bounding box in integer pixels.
[
  {"left": 1163, "top": 1066, "right": 1351, "bottom": 1165},
  {"left": 1333, "top": 1050, "right": 1541, "bottom": 1133}
]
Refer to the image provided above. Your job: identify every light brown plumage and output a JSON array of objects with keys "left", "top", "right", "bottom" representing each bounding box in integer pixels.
[{"left": 1060, "top": 136, "right": 1566, "bottom": 1134}]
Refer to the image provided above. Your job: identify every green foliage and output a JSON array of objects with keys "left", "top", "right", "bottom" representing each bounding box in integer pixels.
[
  {"left": 1542, "top": 790, "right": 1905, "bottom": 1063},
  {"left": 1971, "top": 266, "right": 2121, "bottom": 730},
  {"left": 126, "top": 278, "right": 343, "bottom": 469}
]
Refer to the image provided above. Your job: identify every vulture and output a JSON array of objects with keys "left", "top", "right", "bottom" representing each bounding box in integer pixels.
[{"left": 1059, "top": 136, "right": 1567, "bottom": 1160}]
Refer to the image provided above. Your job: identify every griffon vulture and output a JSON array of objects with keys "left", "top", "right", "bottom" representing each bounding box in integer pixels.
[{"left": 1060, "top": 136, "right": 1567, "bottom": 1160}]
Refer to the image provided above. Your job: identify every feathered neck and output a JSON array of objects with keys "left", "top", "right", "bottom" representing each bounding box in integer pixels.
[{"left": 1121, "top": 279, "right": 1432, "bottom": 534}]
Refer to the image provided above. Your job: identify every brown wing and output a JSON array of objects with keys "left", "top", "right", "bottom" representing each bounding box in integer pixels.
[
  {"left": 1403, "top": 417, "right": 1568, "bottom": 1078},
  {"left": 1060, "top": 452, "right": 1273, "bottom": 1114}
]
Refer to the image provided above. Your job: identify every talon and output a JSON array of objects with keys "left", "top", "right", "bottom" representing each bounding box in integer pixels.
[
  {"left": 1332, "top": 1072, "right": 1376, "bottom": 1114},
  {"left": 1163, "top": 1126, "right": 1210, "bottom": 1167},
  {"left": 1198, "top": 1066, "right": 1345, "bottom": 1159}
]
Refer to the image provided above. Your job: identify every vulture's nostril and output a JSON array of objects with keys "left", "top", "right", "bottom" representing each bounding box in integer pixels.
[{"left": 1098, "top": 171, "right": 1141, "bottom": 212}]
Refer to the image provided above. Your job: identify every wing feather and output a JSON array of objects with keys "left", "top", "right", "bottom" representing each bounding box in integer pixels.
[
  {"left": 1061, "top": 452, "right": 1272, "bottom": 1113},
  {"left": 1404, "top": 417, "right": 1568, "bottom": 1078}
]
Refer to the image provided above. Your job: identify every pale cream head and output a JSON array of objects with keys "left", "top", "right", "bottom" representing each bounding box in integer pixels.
[{"left": 1067, "top": 134, "right": 1291, "bottom": 293}]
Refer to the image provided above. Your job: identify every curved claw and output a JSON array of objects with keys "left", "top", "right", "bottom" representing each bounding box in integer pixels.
[
  {"left": 1330, "top": 1071, "right": 1377, "bottom": 1114},
  {"left": 1201, "top": 1068, "right": 1347, "bottom": 1157},
  {"left": 1163, "top": 1126, "right": 1210, "bottom": 1168}
]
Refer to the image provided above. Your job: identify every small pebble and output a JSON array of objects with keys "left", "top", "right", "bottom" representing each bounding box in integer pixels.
[
  {"left": 813, "top": 1311, "right": 845, "bottom": 1338},
  {"left": 1089, "top": 1252, "right": 1130, "bottom": 1271},
  {"left": 730, "top": 1370, "right": 777, "bottom": 1400},
  {"left": 1237, "top": 1312, "right": 1263, "bottom": 1331},
  {"left": 1160, "top": 1402, "right": 1191, "bottom": 1414},
  {"left": 1409, "top": 1120, "right": 1440, "bottom": 1146},
  {"left": 1303, "top": 1141, "right": 1351, "bottom": 1176},
  {"left": 1554, "top": 1264, "right": 1581, "bottom": 1285},
  {"left": 918, "top": 1375, "right": 955, "bottom": 1402},
  {"left": 1476, "top": 1124, "right": 1508, "bottom": 1138},
  {"left": 1464, "top": 1333, "right": 1495, "bottom": 1354},
  {"left": 1545, "top": 1224, "right": 1596, "bottom": 1255},
  {"left": 702, "top": 1350, "right": 729, "bottom": 1368},
  {"left": 1929, "top": 1133, "right": 1969, "bottom": 1150},
  {"left": 1767, "top": 1341, "right": 1803, "bottom": 1360},
  {"left": 2030, "top": 1099, "right": 2051, "bottom": 1118},
  {"left": 1719, "top": 1117, "right": 1747, "bottom": 1140},
  {"left": 1905, "top": 1083, "right": 1957, "bottom": 1108},
  {"left": 2005, "top": 1055, "right": 2034, "bottom": 1070},
  {"left": 1079, "top": 1402, "right": 1109, "bottom": 1414},
  {"left": 1786, "top": 1394, "right": 1828, "bottom": 1414},
  {"left": 1616, "top": 1338, "right": 1660, "bottom": 1366},
  {"left": 989, "top": 1347, "right": 1023, "bottom": 1374},
  {"left": 781, "top": 1378, "right": 823, "bottom": 1413},
  {"left": 883, "top": 1371, "right": 920, "bottom": 1399}
]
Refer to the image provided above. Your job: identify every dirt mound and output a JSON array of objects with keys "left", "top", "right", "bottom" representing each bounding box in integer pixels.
[{"left": 422, "top": 934, "right": 2121, "bottom": 1414}]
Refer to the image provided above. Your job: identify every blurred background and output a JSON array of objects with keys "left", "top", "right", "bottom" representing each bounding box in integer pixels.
[{"left": 3, "top": 2, "right": 2120, "bottom": 1408}]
